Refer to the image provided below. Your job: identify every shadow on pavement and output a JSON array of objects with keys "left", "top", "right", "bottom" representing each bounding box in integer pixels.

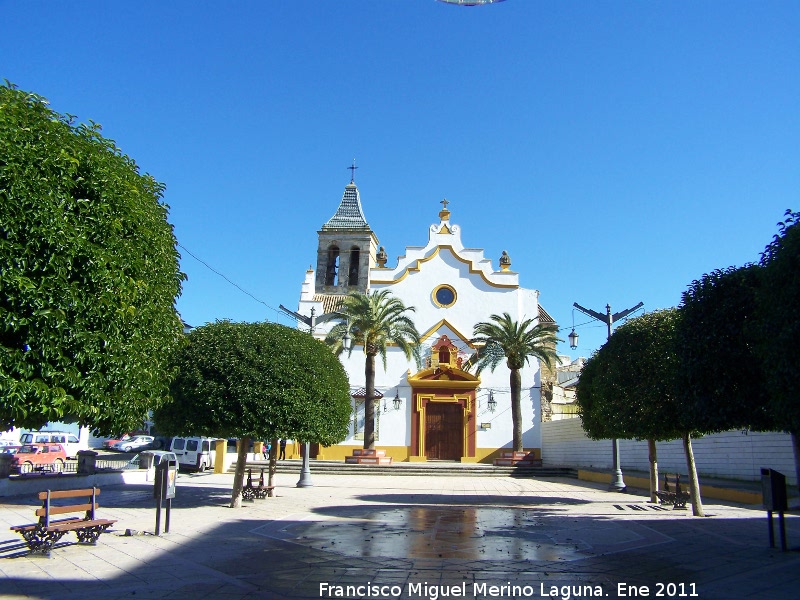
[{"left": 2, "top": 482, "right": 800, "bottom": 599}]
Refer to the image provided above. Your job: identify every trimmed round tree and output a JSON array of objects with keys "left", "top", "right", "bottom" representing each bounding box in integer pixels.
[
  {"left": 678, "top": 264, "right": 775, "bottom": 433},
  {"left": 576, "top": 310, "right": 707, "bottom": 516},
  {"left": 757, "top": 209, "right": 800, "bottom": 490},
  {"left": 0, "top": 83, "right": 184, "bottom": 435},
  {"left": 155, "top": 320, "right": 352, "bottom": 507}
]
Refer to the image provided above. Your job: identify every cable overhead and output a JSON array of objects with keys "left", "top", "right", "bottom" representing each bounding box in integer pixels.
[{"left": 177, "top": 243, "right": 283, "bottom": 317}]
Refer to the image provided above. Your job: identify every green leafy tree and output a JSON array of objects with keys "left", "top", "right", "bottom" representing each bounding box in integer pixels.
[
  {"left": 155, "top": 320, "right": 351, "bottom": 507},
  {"left": 0, "top": 83, "right": 184, "bottom": 435},
  {"left": 576, "top": 311, "right": 682, "bottom": 504},
  {"left": 471, "top": 313, "right": 560, "bottom": 453},
  {"left": 325, "top": 290, "right": 421, "bottom": 450},
  {"left": 576, "top": 310, "right": 708, "bottom": 516},
  {"left": 757, "top": 209, "right": 800, "bottom": 490},
  {"left": 678, "top": 265, "right": 774, "bottom": 432}
]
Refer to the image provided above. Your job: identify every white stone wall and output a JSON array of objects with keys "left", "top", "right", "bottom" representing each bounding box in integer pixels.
[{"left": 541, "top": 418, "right": 797, "bottom": 485}]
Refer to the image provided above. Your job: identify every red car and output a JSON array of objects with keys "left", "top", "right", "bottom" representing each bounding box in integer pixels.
[
  {"left": 12, "top": 443, "right": 68, "bottom": 473},
  {"left": 103, "top": 433, "right": 133, "bottom": 449}
]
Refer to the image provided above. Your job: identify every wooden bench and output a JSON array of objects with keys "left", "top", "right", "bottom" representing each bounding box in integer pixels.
[
  {"left": 242, "top": 468, "right": 274, "bottom": 501},
  {"left": 10, "top": 488, "right": 116, "bottom": 555},
  {"left": 655, "top": 473, "right": 690, "bottom": 509}
]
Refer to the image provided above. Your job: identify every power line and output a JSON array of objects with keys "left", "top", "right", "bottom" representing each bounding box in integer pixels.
[{"left": 177, "top": 243, "right": 284, "bottom": 318}]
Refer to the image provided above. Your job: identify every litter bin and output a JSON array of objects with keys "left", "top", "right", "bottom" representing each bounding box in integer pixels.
[
  {"left": 139, "top": 451, "right": 155, "bottom": 470},
  {"left": 761, "top": 467, "right": 789, "bottom": 551},
  {"left": 761, "top": 468, "right": 788, "bottom": 512}
]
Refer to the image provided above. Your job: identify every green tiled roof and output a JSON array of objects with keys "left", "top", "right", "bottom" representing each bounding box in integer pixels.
[{"left": 322, "top": 183, "right": 371, "bottom": 230}]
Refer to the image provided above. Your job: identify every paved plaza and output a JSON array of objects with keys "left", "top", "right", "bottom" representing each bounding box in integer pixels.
[{"left": 0, "top": 470, "right": 798, "bottom": 600}]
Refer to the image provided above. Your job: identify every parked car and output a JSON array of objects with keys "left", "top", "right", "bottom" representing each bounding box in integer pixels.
[
  {"left": 11, "top": 443, "right": 67, "bottom": 473},
  {"left": 169, "top": 436, "right": 220, "bottom": 472},
  {"left": 18, "top": 431, "right": 86, "bottom": 458},
  {"left": 0, "top": 439, "right": 20, "bottom": 453},
  {"left": 103, "top": 433, "right": 133, "bottom": 449},
  {"left": 136, "top": 450, "right": 178, "bottom": 470},
  {"left": 111, "top": 435, "right": 155, "bottom": 452}
]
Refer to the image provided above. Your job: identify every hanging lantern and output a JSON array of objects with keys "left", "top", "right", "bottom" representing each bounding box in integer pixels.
[
  {"left": 487, "top": 391, "right": 497, "bottom": 413},
  {"left": 569, "top": 328, "right": 579, "bottom": 350}
]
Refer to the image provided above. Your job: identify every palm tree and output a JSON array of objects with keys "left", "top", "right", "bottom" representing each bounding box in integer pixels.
[
  {"left": 326, "top": 290, "right": 421, "bottom": 449},
  {"left": 472, "top": 313, "right": 560, "bottom": 452}
]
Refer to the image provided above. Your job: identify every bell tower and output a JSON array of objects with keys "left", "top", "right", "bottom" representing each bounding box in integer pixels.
[{"left": 315, "top": 178, "right": 378, "bottom": 295}]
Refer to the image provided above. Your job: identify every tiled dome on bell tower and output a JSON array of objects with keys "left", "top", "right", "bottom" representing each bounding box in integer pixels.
[{"left": 315, "top": 171, "right": 378, "bottom": 295}]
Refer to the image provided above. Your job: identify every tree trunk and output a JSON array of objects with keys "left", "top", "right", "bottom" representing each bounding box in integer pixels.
[
  {"left": 230, "top": 435, "right": 250, "bottom": 508},
  {"left": 791, "top": 431, "right": 800, "bottom": 502},
  {"left": 648, "top": 438, "right": 659, "bottom": 503},
  {"left": 364, "top": 352, "right": 377, "bottom": 450},
  {"left": 267, "top": 436, "right": 278, "bottom": 488},
  {"left": 682, "top": 432, "right": 704, "bottom": 517},
  {"left": 510, "top": 368, "right": 523, "bottom": 452}
]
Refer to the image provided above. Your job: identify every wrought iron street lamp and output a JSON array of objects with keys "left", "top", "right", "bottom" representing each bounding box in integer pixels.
[
  {"left": 568, "top": 329, "right": 579, "bottom": 350},
  {"left": 342, "top": 330, "right": 352, "bottom": 351},
  {"left": 573, "top": 301, "right": 644, "bottom": 492},
  {"left": 487, "top": 390, "right": 497, "bottom": 413}
]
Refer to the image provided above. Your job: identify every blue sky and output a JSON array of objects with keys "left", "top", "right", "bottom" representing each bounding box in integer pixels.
[{"left": 3, "top": 1, "right": 798, "bottom": 359}]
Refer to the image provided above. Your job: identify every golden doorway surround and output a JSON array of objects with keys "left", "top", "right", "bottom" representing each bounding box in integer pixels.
[{"left": 408, "top": 363, "right": 480, "bottom": 461}]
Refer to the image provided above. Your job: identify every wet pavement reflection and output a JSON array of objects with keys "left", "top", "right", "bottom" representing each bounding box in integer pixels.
[{"left": 274, "top": 506, "right": 654, "bottom": 562}]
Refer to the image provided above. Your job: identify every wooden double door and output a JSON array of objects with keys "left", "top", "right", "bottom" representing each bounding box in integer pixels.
[{"left": 425, "top": 403, "right": 463, "bottom": 460}]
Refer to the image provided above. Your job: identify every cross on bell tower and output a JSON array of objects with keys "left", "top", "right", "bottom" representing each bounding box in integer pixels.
[{"left": 348, "top": 159, "right": 358, "bottom": 183}]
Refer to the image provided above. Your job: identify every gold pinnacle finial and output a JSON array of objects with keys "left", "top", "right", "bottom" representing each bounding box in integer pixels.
[
  {"left": 499, "top": 250, "right": 511, "bottom": 271},
  {"left": 439, "top": 198, "right": 451, "bottom": 221}
]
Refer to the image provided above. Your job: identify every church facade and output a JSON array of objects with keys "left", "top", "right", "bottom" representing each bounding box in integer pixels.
[{"left": 295, "top": 179, "right": 556, "bottom": 463}]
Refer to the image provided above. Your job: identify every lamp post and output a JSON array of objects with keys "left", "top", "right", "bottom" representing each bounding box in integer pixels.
[
  {"left": 296, "top": 441, "right": 313, "bottom": 488},
  {"left": 569, "top": 309, "right": 579, "bottom": 349},
  {"left": 573, "top": 301, "right": 643, "bottom": 492},
  {"left": 279, "top": 304, "right": 318, "bottom": 488}
]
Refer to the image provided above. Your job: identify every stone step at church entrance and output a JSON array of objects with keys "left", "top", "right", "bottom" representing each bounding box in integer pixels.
[{"left": 231, "top": 459, "right": 576, "bottom": 478}]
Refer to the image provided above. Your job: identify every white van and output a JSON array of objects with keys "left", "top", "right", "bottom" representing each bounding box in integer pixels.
[
  {"left": 169, "top": 436, "right": 219, "bottom": 472},
  {"left": 19, "top": 431, "right": 87, "bottom": 459}
]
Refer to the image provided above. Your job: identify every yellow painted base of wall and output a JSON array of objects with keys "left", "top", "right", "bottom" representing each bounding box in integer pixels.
[
  {"left": 473, "top": 448, "right": 542, "bottom": 464},
  {"left": 284, "top": 445, "right": 543, "bottom": 465},
  {"left": 577, "top": 470, "right": 763, "bottom": 505},
  {"left": 315, "top": 445, "right": 412, "bottom": 462}
]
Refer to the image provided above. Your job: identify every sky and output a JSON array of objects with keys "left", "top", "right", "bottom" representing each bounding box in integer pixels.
[{"left": 2, "top": 1, "right": 798, "bottom": 359}]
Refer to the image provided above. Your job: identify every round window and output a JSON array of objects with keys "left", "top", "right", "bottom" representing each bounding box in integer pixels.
[{"left": 433, "top": 285, "right": 457, "bottom": 308}]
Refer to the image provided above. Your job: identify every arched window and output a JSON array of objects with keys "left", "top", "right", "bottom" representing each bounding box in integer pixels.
[
  {"left": 348, "top": 247, "right": 360, "bottom": 286},
  {"left": 325, "top": 246, "right": 340, "bottom": 286}
]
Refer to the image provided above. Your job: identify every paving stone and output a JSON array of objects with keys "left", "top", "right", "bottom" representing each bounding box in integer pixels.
[{"left": 1, "top": 471, "right": 799, "bottom": 599}]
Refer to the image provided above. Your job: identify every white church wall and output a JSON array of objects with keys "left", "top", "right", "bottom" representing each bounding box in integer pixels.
[
  {"left": 303, "top": 190, "right": 550, "bottom": 461},
  {"left": 372, "top": 251, "right": 521, "bottom": 336},
  {"left": 517, "top": 287, "right": 540, "bottom": 321},
  {"left": 541, "top": 418, "right": 797, "bottom": 485}
]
